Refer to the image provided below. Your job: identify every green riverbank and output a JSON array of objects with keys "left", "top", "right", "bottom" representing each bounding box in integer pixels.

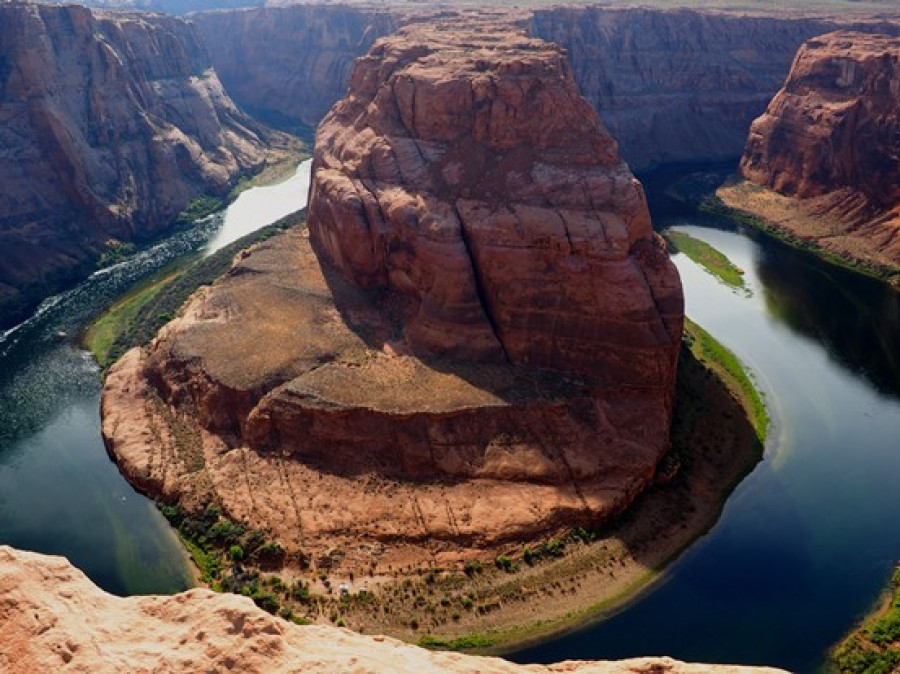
[
  {"left": 665, "top": 229, "right": 748, "bottom": 292},
  {"left": 834, "top": 564, "right": 900, "bottom": 674},
  {"left": 83, "top": 210, "right": 306, "bottom": 369},
  {"left": 703, "top": 186, "right": 900, "bottom": 287}
]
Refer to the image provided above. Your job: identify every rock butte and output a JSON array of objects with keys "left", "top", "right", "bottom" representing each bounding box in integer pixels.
[
  {"left": 738, "top": 31, "right": 900, "bottom": 271},
  {"left": 102, "top": 16, "right": 683, "bottom": 572},
  {"left": 0, "top": 546, "right": 789, "bottom": 674},
  {"left": 0, "top": 2, "right": 278, "bottom": 328}
]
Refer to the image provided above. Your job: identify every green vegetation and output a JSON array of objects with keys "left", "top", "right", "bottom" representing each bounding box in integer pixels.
[
  {"left": 83, "top": 261, "right": 189, "bottom": 368},
  {"left": 157, "top": 501, "right": 298, "bottom": 617},
  {"left": 834, "top": 565, "right": 900, "bottom": 674},
  {"left": 418, "top": 634, "right": 494, "bottom": 651},
  {"left": 700, "top": 195, "right": 899, "bottom": 285},
  {"left": 683, "top": 318, "right": 769, "bottom": 442},
  {"left": 175, "top": 195, "right": 224, "bottom": 226},
  {"left": 665, "top": 229, "right": 747, "bottom": 290},
  {"left": 98, "top": 240, "right": 137, "bottom": 268},
  {"left": 83, "top": 210, "right": 305, "bottom": 370}
]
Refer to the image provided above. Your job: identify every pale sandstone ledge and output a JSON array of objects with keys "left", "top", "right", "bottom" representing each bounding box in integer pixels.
[{"left": 0, "top": 545, "right": 788, "bottom": 674}]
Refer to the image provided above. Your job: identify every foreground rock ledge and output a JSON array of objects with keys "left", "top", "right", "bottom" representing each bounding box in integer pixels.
[
  {"left": 102, "top": 16, "right": 682, "bottom": 570},
  {"left": 0, "top": 546, "right": 787, "bottom": 674},
  {"left": 737, "top": 31, "right": 900, "bottom": 273}
]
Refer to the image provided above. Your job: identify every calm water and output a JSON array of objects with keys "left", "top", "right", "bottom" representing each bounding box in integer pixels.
[
  {"left": 0, "top": 162, "right": 309, "bottom": 595},
  {"left": 511, "top": 208, "right": 900, "bottom": 671}
]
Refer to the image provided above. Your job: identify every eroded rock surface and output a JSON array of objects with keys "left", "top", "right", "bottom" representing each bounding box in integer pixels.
[
  {"left": 738, "top": 31, "right": 900, "bottom": 269},
  {"left": 0, "top": 545, "right": 789, "bottom": 674},
  {"left": 308, "top": 17, "right": 682, "bottom": 380},
  {"left": 192, "top": 5, "right": 399, "bottom": 136},
  {"left": 0, "top": 3, "right": 275, "bottom": 327},
  {"left": 191, "top": 4, "right": 900, "bottom": 170},
  {"left": 103, "top": 17, "right": 682, "bottom": 572}
]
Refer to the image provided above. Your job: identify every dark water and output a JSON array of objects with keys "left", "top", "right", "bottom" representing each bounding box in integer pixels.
[
  {"left": 0, "top": 166, "right": 308, "bottom": 596},
  {"left": 510, "top": 185, "right": 900, "bottom": 671}
]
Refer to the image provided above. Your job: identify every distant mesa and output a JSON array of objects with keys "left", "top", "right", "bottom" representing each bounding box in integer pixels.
[{"left": 102, "top": 15, "right": 684, "bottom": 573}]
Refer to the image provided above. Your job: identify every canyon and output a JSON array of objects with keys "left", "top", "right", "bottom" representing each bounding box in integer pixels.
[
  {"left": 724, "top": 31, "right": 900, "bottom": 276},
  {"left": 3, "top": 0, "right": 900, "bottom": 670},
  {"left": 0, "top": 2, "right": 282, "bottom": 329},
  {"left": 192, "top": 5, "right": 900, "bottom": 169}
]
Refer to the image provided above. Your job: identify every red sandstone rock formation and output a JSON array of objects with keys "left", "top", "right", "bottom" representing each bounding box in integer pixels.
[
  {"left": 0, "top": 3, "right": 275, "bottom": 328},
  {"left": 308, "top": 17, "right": 682, "bottom": 382},
  {"left": 740, "top": 31, "right": 900, "bottom": 268},
  {"left": 102, "top": 16, "right": 682, "bottom": 572},
  {"left": 0, "top": 545, "right": 790, "bottom": 674}
]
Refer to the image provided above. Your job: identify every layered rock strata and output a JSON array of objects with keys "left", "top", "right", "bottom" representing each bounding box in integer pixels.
[
  {"left": 191, "top": 4, "right": 900, "bottom": 170},
  {"left": 0, "top": 545, "right": 790, "bottom": 674},
  {"left": 0, "top": 3, "right": 274, "bottom": 328},
  {"left": 528, "top": 8, "right": 900, "bottom": 169},
  {"left": 736, "top": 31, "right": 900, "bottom": 270},
  {"left": 103, "top": 18, "right": 683, "bottom": 571},
  {"left": 307, "top": 18, "right": 683, "bottom": 381},
  {"left": 191, "top": 5, "right": 399, "bottom": 136}
]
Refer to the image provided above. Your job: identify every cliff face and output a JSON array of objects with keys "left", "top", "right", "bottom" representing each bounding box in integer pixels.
[
  {"left": 307, "top": 16, "right": 682, "bottom": 382},
  {"left": 191, "top": 6, "right": 398, "bottom": 136},
  {"left": 0, "top": 3, "right": 271, "bottom": 328},
  {"left": 102, "top": 17, "right": 682, "bottom": 573},
  {"left": 529, "top": 8, "right": 900, "bottom": 169},
  {"left": 0, "top": 545, "right": 790, "bottom": 674},
  {"left": 735, "top": 31, "right": 900, "bottom": 270},
  {"left": 190, "top": 4, "right": 898, "bottom": 170}
]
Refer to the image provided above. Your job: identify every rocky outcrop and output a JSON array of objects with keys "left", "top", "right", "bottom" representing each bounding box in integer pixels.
[
  {"left": 308, "top": 17, "right": 682, "bottom": 380},
  {"left": 102, "top": 17, "right": 682, "bottom": 573},
  {"left": 190, "top": 4, "right": 899, "bottom": 170},
  {"left": 0, "top": 3, "right": 274, "bottom": 328},
  {"left": 0, "top": 545, "right": 789, "bottom": 674},
  {"left": 529, "top": 8, "right": 900, "bottom": 169},
  {"left": 191, "top": 5, "right": 398, "bottom": 136},
  {"left": 737, "top": 31, "right": 900, "bottom": 269}
]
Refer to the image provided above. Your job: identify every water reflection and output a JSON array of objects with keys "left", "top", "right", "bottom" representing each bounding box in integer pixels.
[{"left": 753, "top": 239, "right": 900, "bottom": 400}]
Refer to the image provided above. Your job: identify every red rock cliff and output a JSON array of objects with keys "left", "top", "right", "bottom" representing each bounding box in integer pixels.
[
  {"left": 739, "top": 31, "right": 900, "bottom": 268},
  {"left": 0, "top": 3, "right": 273, "bottom": 327},
  {"left": 308, "top": 17, "right": 683, "bottom": 383}
]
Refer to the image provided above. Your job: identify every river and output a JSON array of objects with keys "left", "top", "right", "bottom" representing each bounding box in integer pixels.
[
  {"left": 1, "top": 162, "right": 898, "bottom": 671},
  {"left": 0, "top": 159, "right": 311, "bottom": 596},
  {"left": 510, "top": 179, "right": 900, "bottom": 672}
]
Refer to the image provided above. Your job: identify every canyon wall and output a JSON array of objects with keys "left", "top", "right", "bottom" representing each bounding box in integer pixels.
[
  {"left": 191, "top": 5, "right": 399, "bottom": 136},
  {"left": 737, "top": 31, "right": 900, "bottom": 269},
  {"left": 0, "top": 545, "right": 790, "bottom": 674},
  {"left": 191, "top": 5, "right": 899, "bottom": 170},
  {"left": 0, "top": 3, "right": 273, "bottom": 328}
]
